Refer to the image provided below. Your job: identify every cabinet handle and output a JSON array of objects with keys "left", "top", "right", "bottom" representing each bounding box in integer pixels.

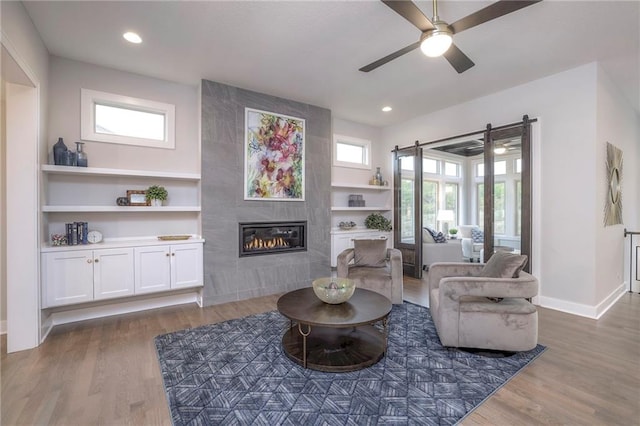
[
  {"left": 94, "top": 259, "right": 99, "bottom": 263},
  {"left": 166, "top": 253, "right": 170, "bottom": 257},
  {"left": 87, "top": 259, "right": 93, "bottom": 264},
  {"left": 171, "top": 253, "right": 175, "bottom": 256}
]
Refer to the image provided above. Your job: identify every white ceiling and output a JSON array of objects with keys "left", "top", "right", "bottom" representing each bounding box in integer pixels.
[{"left": 23, "top": 0, "right": 640, "bottom": 127}]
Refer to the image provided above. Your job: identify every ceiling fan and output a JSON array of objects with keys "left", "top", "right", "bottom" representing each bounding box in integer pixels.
[{"left": 360, "top": 0, "right": 542, "bottom": 74}]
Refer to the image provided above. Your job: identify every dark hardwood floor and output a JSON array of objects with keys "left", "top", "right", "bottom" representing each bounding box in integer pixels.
[{"left": 2, "top": 277, "right": 639, "bottom": 425}]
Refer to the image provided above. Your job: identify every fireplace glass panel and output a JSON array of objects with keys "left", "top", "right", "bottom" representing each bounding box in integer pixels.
[{"left": 239, "top": 221, "right": 307, "bottom": 257}]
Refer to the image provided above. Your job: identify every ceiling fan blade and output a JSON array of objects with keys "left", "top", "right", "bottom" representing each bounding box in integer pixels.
[
  {"left": 359, "top": 41, "right": 421, "bottom": 72},
  {"left": 443, "top": 44, "right": 475, "bottom": 74},
  {"left": 449, "top": 0, "right": 542, "bottom": 34},
  {"left": 381, "top": 0, "right": 434, "bottom": 32}
]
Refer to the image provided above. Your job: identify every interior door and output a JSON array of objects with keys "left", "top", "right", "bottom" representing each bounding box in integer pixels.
[{"left": 393, "top": 145, "right": 423, "bottom": 277}]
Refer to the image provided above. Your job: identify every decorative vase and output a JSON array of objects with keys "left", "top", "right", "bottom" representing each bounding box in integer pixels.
[
  {"left": 375, "top": 167, "right": 383, "bottom": 186},
  {"left": 150, "top": 199, "right": 163, "bottom": 207},
  {"left": 53, "top": 137, "right": 68, "bottom": 165},
  {"left": 75, "top": 142, "right": 88, "bottom": 167}
]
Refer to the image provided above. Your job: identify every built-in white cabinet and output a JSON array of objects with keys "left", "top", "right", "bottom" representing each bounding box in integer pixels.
[
  {"left": 330, "top": 229, "right": 392, "bottom": 267},
  {"left": 42, "top": 247, "right": 134, "bottom": 307},
  {"left": 42, "top": 240, "right": 203, "bottom": 308},
  {"left": 134, "top": 243, "right": 203, "bottom": 294}
]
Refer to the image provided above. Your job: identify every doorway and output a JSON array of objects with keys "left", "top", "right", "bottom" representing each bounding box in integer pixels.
[{"left": 393, "top": 117, "right": 533, "bottom": 274}]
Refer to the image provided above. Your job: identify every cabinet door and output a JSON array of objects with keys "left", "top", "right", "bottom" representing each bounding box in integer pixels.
[
  {"left": 42, "top": 250, "right": 94, "bottom": 307},
  {"left": 94, "top": 248, "right": 135, "bottom": 300},
  {"left": 171, "top": 243, "right": 203, "bottom": 289},
  {"left": 134, "top": 246, "right": 171, "bottom": 294}
]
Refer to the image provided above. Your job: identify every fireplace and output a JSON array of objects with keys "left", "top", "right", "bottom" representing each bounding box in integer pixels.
[{"left": 239, "top": 221, "right": 307, "bottom": 257}]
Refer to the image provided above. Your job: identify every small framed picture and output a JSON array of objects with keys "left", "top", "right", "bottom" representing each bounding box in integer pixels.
[{"left": 127, "top": 190, "right": 149, "bottom": 206}]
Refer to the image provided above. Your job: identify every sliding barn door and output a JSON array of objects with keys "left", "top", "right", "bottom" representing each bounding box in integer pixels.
[{"left": 393, "top": 144, "right": 423, "bottom": 278}]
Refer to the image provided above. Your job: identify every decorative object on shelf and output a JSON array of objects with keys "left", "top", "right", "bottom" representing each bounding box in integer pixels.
[
  {"left": 312, "top": 277, "right": 356, "bottom": 304},
  {"left": 157, "top": 235, "right": 192, "bottom": 241},
  {"left": 75, "top": 141, "right": 88, "bottom": 167},
  {"left": 51, "top": 234, "right": 67, "bottom": 246},
  {"left": 449, "top": 228, "right": 458, "bottom": 239},
  {"left": 62, "top": 149, "right": 76, "bottom": 166},
  {"left": 375, "top": 167, "right": 383, "bottom": 185},
  {"left": 127, "top": 190, "right": 149, "bottom": 206},
  {"left": 244, "top": 108, "right": 305, "bottom": 201},
  {"left": 604, "top": 142, "right": 623, "bottom": 226},
  {"left": 116, "top": 197, "right": 129, "bottom": 206},
  {"left": 339, "top": 221, "right": 357, "bottom": 230},
  {"left": 87, "top": 230, "right": 103, "bottom": 244},
  {"left": 365, "top": 213, "right": 392, "bottom": 231},
  {"left": 146, "top": 185, "right": 168, "bottom": 207},
  {"left": 53, "top": 137, "right": 68, "bottom": 165},
  {"left": 348, "top": 194, "right": 365, "bottom": 207},
  {"left": 65, "top": 221, "right": 88, "bottom": 245}
]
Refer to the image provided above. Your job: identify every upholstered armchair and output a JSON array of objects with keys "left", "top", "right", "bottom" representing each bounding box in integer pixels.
[
  {"left": 428, "top": 253, "right": 538, "bottom": 351},
  {"left": 337, "top": 239, "right": 403, "bottom": 304}
]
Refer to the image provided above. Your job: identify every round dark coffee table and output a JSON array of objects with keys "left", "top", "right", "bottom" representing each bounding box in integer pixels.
[{"left": 277, "top": 287, "right": 392, "bottom": 372}]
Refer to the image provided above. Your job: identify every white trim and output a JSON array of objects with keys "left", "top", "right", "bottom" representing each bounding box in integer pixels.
[
  {"left": 333, "top": 134, "right": 372, "bottom": 170},
  {"left": 80, "top": 88, "right": 176, "bottom": 149},
  {"left": 537, "top": 283, "right": 626, "bottom": 319},
  {"left": 48, "top": 292, "right": 199, "bottom": 327},
  {"left": 41, "top": 165, "right": 200, "bottom": 180}
]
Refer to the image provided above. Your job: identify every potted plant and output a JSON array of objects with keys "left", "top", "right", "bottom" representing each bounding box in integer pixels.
[
  {"left": 449, "top": 228, "right": 458, "bottom": 239},
  {"left": 146, "top": 185, "right": 168, "bottom": 207},
  {"left": 364, "top": 213, "right": 392, "bottom": 232}
]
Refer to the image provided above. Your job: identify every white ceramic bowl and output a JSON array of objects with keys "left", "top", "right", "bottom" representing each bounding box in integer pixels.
[{"left": 312, "top": 277, "right": 356, "bottom": 304}]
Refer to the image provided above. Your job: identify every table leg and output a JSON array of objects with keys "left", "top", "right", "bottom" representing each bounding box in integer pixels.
[
  {"left": 297, "top": 323, "right": 311, "bottom": 368},
  {"left": 382, "top": 317, "right": 389, "bottom": 355}
]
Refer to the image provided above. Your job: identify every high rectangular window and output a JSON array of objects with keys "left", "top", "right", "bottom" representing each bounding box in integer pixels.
[
  {"left": 81, "top": 89, "right": 175, "bottom": 149},
  {"left": 333, "top": 135, "right": 371, "bottom": 169}
]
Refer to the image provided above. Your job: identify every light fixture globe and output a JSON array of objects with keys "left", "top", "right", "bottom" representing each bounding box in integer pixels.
[{"left": 420, "top": 21, "right": 452, "bottom": 57}]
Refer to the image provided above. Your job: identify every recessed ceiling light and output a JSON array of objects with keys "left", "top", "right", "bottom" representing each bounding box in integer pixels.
[
  {"left": 382, "top": 106, "right": 392, "bottom": 112},
  {"left": 123, "top": 32, "right": 142, "bottom": 44}
]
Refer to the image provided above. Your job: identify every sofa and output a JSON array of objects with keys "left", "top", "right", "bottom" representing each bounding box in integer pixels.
[
  {"left": 422, "top": 228, "right": 463, "bottom": 270},
  {"left": 458, "top": 225, "right": 483, "bottom": 262}
]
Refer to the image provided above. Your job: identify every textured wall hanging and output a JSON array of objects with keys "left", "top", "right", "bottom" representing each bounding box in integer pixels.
[
  {"left": 604, "top": 142, "right": 623, "bottom": 226},
  {"left": 244, "top": 108, "right": 305, "bottom": 201}
]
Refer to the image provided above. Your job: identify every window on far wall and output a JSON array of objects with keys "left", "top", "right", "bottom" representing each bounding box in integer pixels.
[
  {"left": 445, "top": 183, "right": 458, "bottom": 226},
  {"left": 477, "top": 182, "right": 506, "bottom": 234},
  {"left": 423, "top": 158, "right": 438, "bottom": 174},
  {"left": 333, "top": 134, "right": 371, "bottom": 169},
  {"left": 422, "top": 180, "right": 438, "bottom": 230},
  {"left": 81, "top": 88, "right": 175, "bottom": 149}
]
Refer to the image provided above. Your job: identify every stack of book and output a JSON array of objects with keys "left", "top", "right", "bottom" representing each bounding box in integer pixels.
[{"left": 65, "top": 222, "right": 88, "bottom": 245}]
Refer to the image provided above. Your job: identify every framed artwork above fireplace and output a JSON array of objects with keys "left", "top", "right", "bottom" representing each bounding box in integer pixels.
[{"left": 244, "top": 108, "right": 305, "bottom": 201}]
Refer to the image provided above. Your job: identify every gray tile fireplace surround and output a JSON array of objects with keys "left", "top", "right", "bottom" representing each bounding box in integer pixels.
[{"left": 201, "top": 80, "right": 332, "bottom": 305}]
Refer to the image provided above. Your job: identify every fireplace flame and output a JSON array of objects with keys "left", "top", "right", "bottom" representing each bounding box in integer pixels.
[{"left": 244, "top": 236, "right": 290, "bottom": 251}]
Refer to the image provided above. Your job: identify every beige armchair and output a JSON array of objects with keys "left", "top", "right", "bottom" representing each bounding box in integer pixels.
[
  {"left": 428, "top": 261, "right": 538, "bottom": 351},
  {"left": 337, "top": 239, "right": 403, "bottom": 304}
]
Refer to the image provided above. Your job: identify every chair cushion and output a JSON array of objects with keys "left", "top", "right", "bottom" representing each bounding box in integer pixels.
[
  {"left": 353, "top": 239, "right": 387, "bottom": 267},
  {"left": 478, "top": 251, "right": 528, "bottom": 278},
  {"left": 422, "top": 228, "right": 435, "bottom": 243},
  {"left": 471, "top": 228, "right": 484, "bottom": 243}
]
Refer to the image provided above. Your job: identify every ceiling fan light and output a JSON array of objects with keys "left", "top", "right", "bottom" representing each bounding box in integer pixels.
[
  {"left": 494, "top": 146, "right": 507, "bottom": 155},
  {"left": 420, "top": 29, "right": 452, "bottom": 57}
]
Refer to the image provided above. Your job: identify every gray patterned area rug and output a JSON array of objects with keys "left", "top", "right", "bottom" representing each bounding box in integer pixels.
[{"left": 155, "top": 302, "right": 545, "bottom": 425}]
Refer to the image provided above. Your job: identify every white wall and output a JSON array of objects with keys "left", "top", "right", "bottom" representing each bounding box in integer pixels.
[
  {"left": 381, "top": 62, "right": 637, "bottom": 316},
  {"left": 0, "top": 0, "right": 50, "bottom": 349},
  {"left": 48, "top": 56, "right": 199, "bottom": 173},
  {"left": 595, "top": 64, "right": 640, "bottom": 301},
  {"left": 1, "top": 79, "right": 6, "bottom": 330}
]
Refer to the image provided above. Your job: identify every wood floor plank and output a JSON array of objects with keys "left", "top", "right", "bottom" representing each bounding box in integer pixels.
[{"left": 1, "top": 284, "right": 639, "bottom": 425}]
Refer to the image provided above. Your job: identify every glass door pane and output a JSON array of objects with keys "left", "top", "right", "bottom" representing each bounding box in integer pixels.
[{"left": 394, "top": 148, "right": 422, "bottom": 277}]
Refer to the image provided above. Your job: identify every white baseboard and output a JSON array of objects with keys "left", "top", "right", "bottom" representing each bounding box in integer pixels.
[
  {"left": 0, "top": 320, "right": 6, "bottom": 335},
  {"left": 50, "top": 292, "right": 199, "bottom": 327},
  {"left": 538, "top": 283, "right": 627, "bottom": 319}
]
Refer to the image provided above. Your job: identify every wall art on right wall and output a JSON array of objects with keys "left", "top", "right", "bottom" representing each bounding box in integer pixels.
[{"left": 604, "top": 142, "right": 623, "bottom": 226}]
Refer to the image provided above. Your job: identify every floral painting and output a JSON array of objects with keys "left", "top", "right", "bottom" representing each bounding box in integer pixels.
[{"left": 244, "top": 108, "right": 305, "bottom": 201}]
